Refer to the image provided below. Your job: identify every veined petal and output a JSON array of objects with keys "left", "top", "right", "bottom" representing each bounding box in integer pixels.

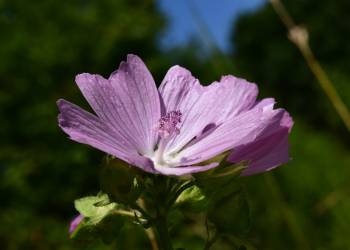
[
  {"left": 254, "top": 97, "right": 276, "bottom": 111},
  {"left": 236, "top": 128, "right": 290, "bottom": 176},
  {"left": 159, "top": 66, "right": 203, "bottom": 113},
  {"left": 57, "top": 99, "right": 156, "bottom": 173},
  {"left": 229, "top": 110, "right": 294, "bottom": 176},
  {"left": 159, "top": 71, "right": 258, "bottom": 155},
  {"left": 154, "top": 162, "right": 219, "bottom": 176},
  {"left": 75, "top": 54, "right": 160, "bottom": 156},
  {"left": 210, "top": 75, "right": 258, "bottom": 123},
  {"left": 173, "top": 106, "right": 285, "bottom": 166}
]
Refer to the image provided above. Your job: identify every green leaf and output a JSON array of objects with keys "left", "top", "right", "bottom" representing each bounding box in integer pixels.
[
  {"left": 175, "top": 185, "right": 208, "bottom": 213},
  {"left": 98, "top": 213, "right": 126, "bottom": 244},
  {"left": 70, "top": 212, "right": 125, "bottom": 244},
  {"left": 74, "top": 193, "right": 117, "bottom": 223},
  {"left": 70, "top": 218, "right": 97, "bottom": 243},
  {"left": 71, "top": 193, "right": 128, "bottom": 244}
]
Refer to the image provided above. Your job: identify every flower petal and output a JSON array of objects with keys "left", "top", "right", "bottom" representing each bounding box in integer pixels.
[
  {"left": 75, "top": 54, "right": 160, "bottom": 156},
  {"left": 158, "top": 65, "right": 203, "bottom": 113},
  {"left": 159, "top": 72, "right": 258, "bottom": 155},
  {"left": 153, "top": 162, "right": 219, "bottom": 176},
  {"left": 69, "top": 214, "right": 83, "bottom": 234},
  {"left": 173, "top": 105, "right": 286, "bottom": 166},
  {"left": 210, "top": 75, "right": 258, "bottom": 123},
  {"left": 57, "top": 99, "right": 156, "bottom": 173},
  {"left": 229, "top": 110, "right": 294, "bottom": 176}
]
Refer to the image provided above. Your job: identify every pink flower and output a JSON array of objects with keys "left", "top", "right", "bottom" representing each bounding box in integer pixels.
[
  {"left": 69, "top": 214, "right": 83, "bottom": 234},
  {"left": 57, "top": 54, "right": 293, "bottom": 176}
]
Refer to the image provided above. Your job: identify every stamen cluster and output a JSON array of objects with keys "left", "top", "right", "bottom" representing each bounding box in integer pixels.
[{"left": 158, "top": 111, "right": 182, "bottom": 138}]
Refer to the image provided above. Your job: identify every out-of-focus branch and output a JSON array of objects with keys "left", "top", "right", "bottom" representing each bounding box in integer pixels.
[
  {"left": 265, "top": 174, "right": 311, "bottom": 250},
  {"left": 145, "top": 227, "right": 160, "bottom": 250},
  {"left": 270, "top": 0, "right": 350, "bottom": 133}
]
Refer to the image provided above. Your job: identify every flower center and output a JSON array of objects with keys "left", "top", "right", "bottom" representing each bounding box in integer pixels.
[
  {"left": 158, "top": 110, "right": 182, "bottom": 138},
  {"left": 153, "top": 111, "right": 182, "bottom": 168}
]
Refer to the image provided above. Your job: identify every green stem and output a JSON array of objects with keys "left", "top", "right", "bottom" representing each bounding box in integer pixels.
[
  {"left": 204, "top": 228, "right": 218, "bottom": 250},
  {"left": 148, "top": 176, "right": 174, "bottom": 250},
  {"left": 154, "top": 212, "right": 173, "bottom": 250}
]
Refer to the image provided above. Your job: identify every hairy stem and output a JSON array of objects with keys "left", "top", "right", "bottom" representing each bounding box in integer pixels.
[
  {"left": 204, "top": 230, "right": 218, "bottom": 250},
  {"left": 154, "top": 213, "right": 173, "bottom": 250},
  {"left": 143, "top": 176, "right": 174, "bottom": 250}
]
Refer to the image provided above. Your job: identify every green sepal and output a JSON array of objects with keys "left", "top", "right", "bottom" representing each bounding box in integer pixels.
[
  {"left": 194, "top": 157, "right": 251, "bottom": 236},
  {"left": 197, "top": 151, "right": 231, "bottom": 167},
  {"left": 194, "top": 163, "right": 247, "bottom": 198},
  {"left": 100, "top": 157, "right": 143, "bottom": 204},
  {"left": 195, "top": 149, "right": 248, "bottom": 181},
  {"left": 175, "top": 185, "right": 209, "bottom": 213}
]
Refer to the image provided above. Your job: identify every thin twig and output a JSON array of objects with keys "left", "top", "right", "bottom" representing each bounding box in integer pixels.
[
  {"left": 145, "top": 228, "right": 160, "bottom": 250},
  {"left": 270, "top": 0, "right": 350, "bottom": 132},
  {"left": 270, "top": 0, "right": 295, "bottom": 29}
]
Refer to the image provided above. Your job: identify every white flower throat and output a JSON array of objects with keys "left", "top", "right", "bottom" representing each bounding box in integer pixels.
[{"left": 153, "top": 110, "right": 183, "bottom": 168}]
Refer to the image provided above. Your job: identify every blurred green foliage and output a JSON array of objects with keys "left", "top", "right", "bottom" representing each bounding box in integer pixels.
[
  {"left": 231, "top": 0, "right": 350, "bottom": 249},
  {"left": 0, "top": 0, "right": 350, "bottom": 249},
  {"left": 0, "top": 0, "right": 164, "bottom": 249}
]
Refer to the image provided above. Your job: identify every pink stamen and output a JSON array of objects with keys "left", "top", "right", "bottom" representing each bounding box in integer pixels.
[{"left": 158, "top": 111, "right": 182, "bottom": 138}]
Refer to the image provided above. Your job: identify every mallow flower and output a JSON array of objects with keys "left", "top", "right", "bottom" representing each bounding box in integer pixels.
[{"left": 57, "top": 54, "right": 293, "bottom": 176}]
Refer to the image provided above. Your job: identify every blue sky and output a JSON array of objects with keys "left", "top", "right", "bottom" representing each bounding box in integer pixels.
[{"left": 157, "top": 0, "right": 266, "bottom": 51}]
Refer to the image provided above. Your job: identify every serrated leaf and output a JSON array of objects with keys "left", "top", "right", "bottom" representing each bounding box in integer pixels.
[
  {"left": 74, "top": 193, "right": 117, "bottom": 223},
  {"left": 70, "top": 213, "right": 125, "bottom": 244},
  {"left": 71, "top": 193, "right": 127, "bottom": 245}
]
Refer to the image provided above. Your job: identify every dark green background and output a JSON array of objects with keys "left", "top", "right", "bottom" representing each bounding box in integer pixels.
[{"left": 1, "top": 0, "right": 350, "bottom": 249}]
